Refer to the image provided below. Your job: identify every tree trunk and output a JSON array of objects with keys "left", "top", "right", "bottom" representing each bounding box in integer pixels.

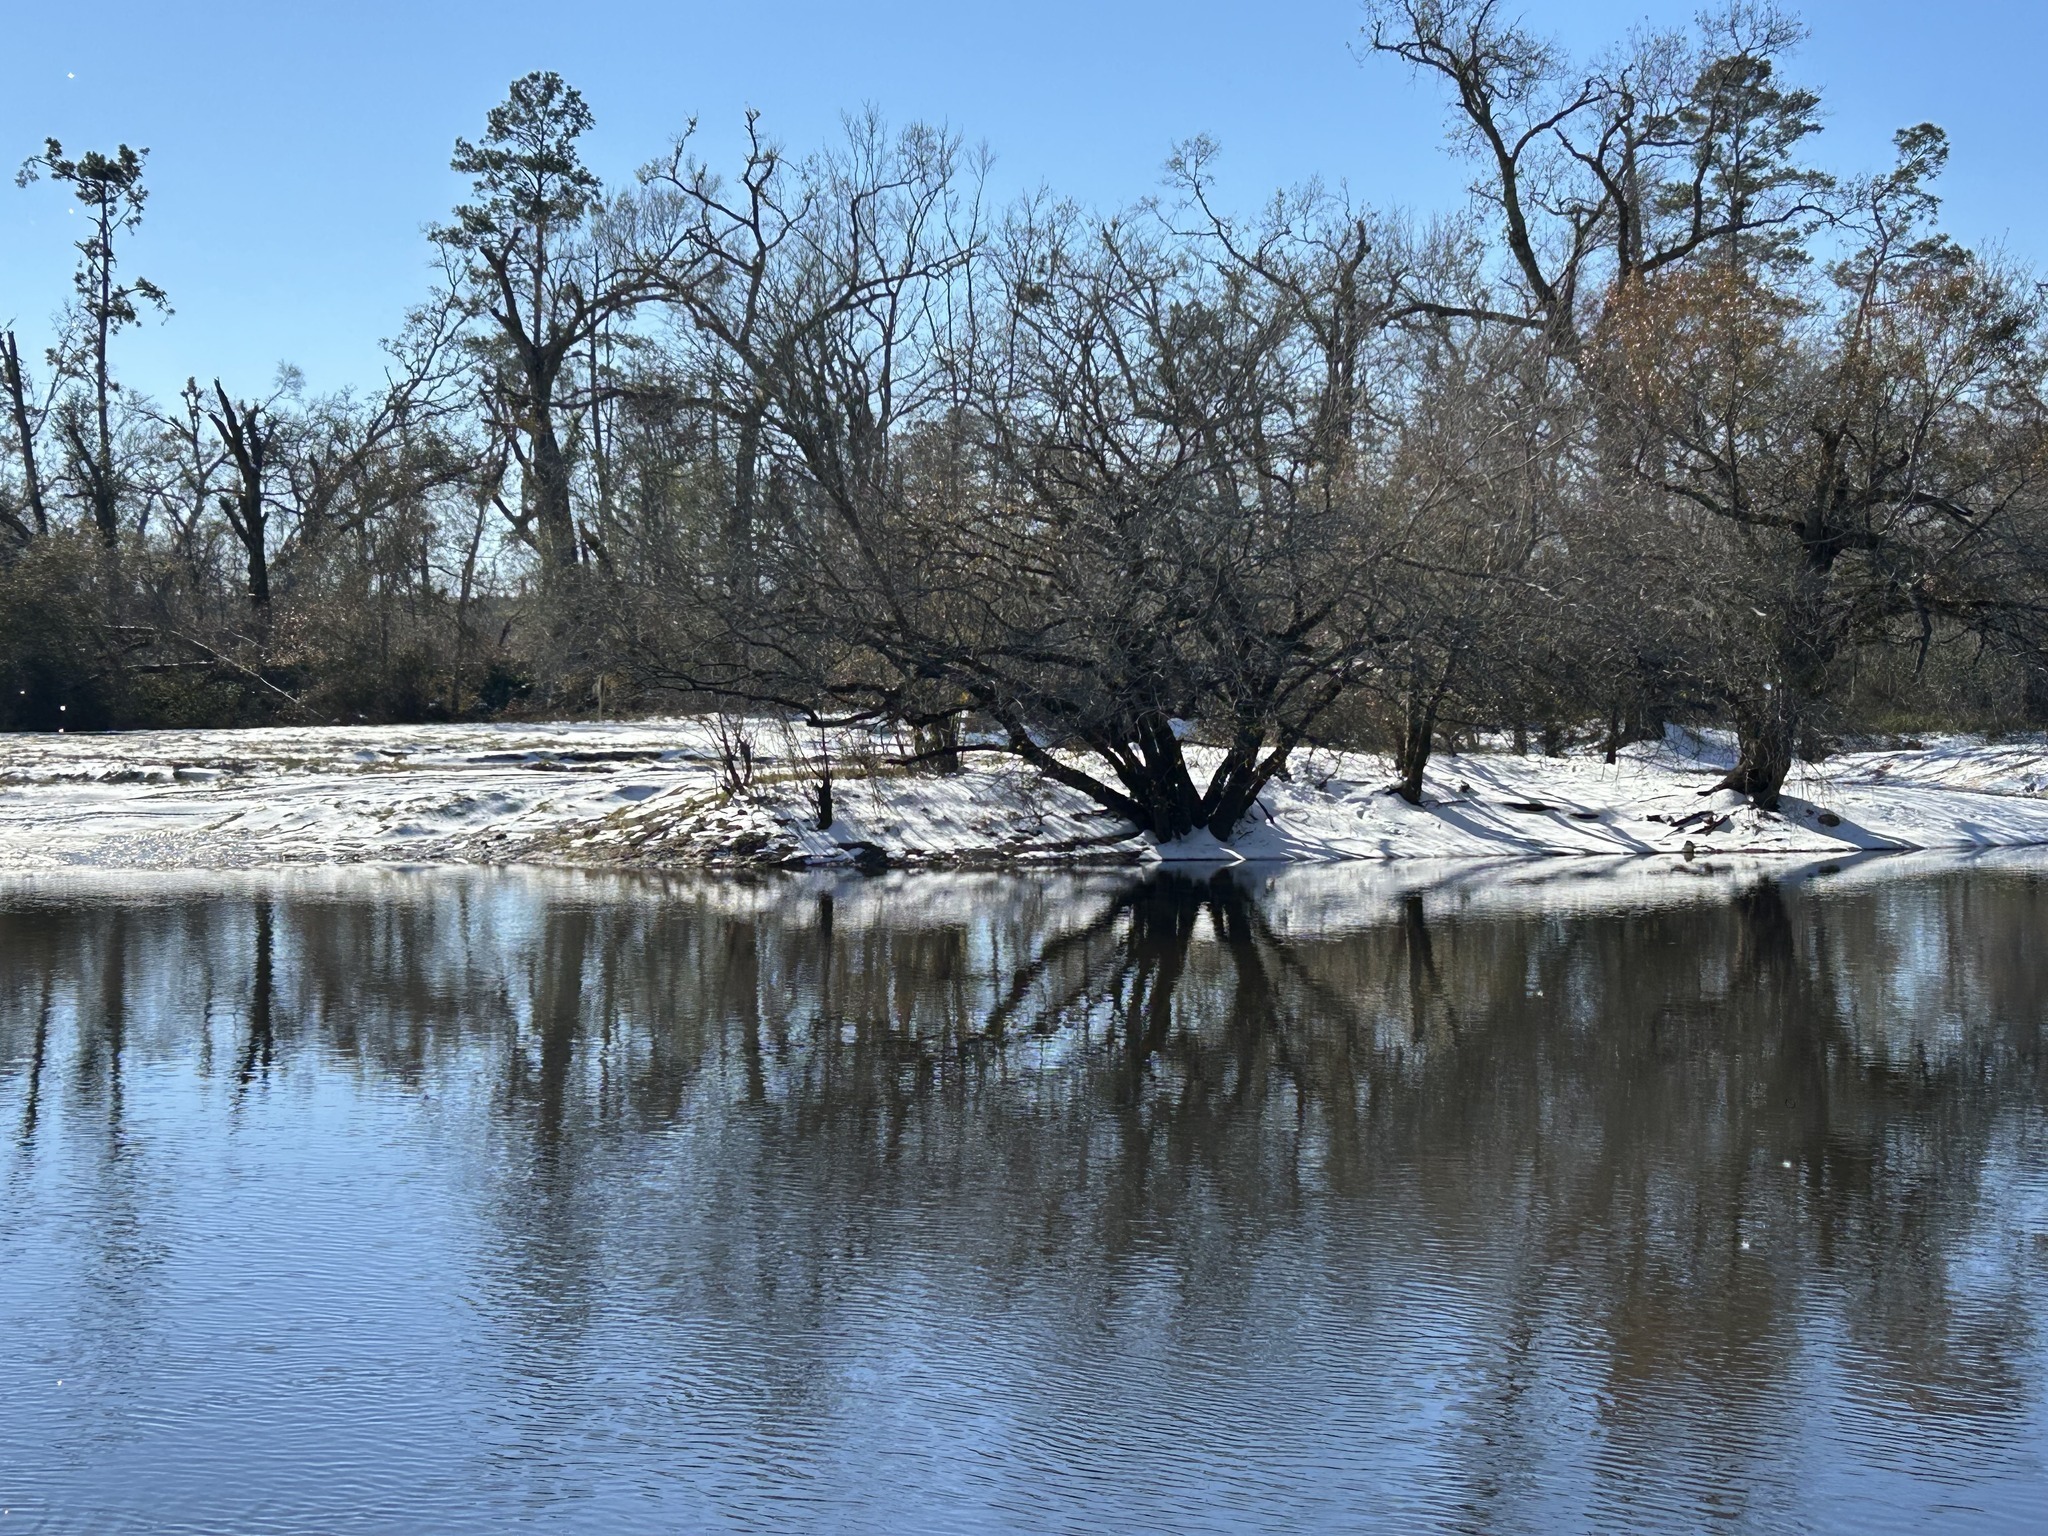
[
  {"left": 1717, "top": 694, "right": 1796, "bottom": 809},
  {"left": 994, "top": 705, "right": 1307, "bottom": 844},
  {"left": 1203, "top": 757, "right": 1271, "bottom": 838},
  {"left": 62, "top": 407, "right": 121, "bottom": 551},
  {"left": 1127, "top": 712, "right": 1203, "bottom": 840},
  {"left": 226, "top": 469, "right": 269, "bottom": 620},
  {"left": 242, "top": 518, "right": 270, "bottom": 616},
  {"left": 1, "top": 332, "right": 46, "bottom": 538},
  {"left": 208, "top": 385, "right": 271, "bottom": 623},
  {"left": 90, "top": 466, "right": 119, "bottom": 549},
  {"left": 1722, "top": 546, "right": 1838, "bottom": 810},
  {"left": 92, "top": 211, "right": 119, "bottom": 551},
  {"left": 1202, "top": 727, "right": 1292, "bottom": 838},
  {"left": 1392, "top": 670, "right": 1444, "bottom": 806},
  {"left": 729, "top": 394, "right": 765, "bottom": 579},
  {"left": 1722, "top": 554, "right": 1832, "bottom": 811},
  {"left": 529, "top": 409, "right": 579, "bottom": 570}
]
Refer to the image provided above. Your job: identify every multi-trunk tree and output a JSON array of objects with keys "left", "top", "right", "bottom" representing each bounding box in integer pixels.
[{"left": 634, "top": 124, "right": 1434, "bottom": 838}]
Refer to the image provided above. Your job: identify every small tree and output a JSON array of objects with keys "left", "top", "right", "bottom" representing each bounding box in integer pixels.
[{"left": 16, "top": 141, "right": 168, "bottom": 550}]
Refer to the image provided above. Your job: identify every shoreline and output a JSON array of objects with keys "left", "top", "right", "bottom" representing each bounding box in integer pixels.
[{"left": 5, "top": 718, "right": 2048, "bottom": 874}]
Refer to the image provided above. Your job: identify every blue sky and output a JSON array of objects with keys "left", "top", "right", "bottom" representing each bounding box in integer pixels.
[{"left": 4, "top": 1, "right": 2043, "bottom": 404}]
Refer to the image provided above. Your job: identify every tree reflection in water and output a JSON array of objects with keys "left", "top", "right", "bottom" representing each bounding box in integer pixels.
[{"left": 1, "top": 860, "right": 2045, "bottom": 1533}]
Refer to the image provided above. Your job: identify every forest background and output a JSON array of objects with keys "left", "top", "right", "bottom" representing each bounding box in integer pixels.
[{"left": 6, "top": 0, "right": 2048, "bottom": 838}]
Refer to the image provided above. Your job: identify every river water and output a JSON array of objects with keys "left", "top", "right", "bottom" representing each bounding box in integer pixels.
[{"left": 1, "top": 856, "right": 2045, "bottom": 1533}]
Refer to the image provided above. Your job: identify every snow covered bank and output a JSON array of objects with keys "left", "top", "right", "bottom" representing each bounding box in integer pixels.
[{"left": 4, "top": 719, "right": 2048, "bottom": 872}]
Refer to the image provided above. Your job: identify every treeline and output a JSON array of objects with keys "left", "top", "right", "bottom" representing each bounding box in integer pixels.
[{"left": 4, "top": 1, "right": 2047, "bottom": 835}]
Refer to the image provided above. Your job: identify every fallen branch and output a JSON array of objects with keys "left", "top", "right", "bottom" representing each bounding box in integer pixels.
[{"left": 107, "top": 625, "right": 321, "bottom": 720}]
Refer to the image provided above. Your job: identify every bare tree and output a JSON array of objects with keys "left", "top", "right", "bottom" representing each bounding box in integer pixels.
[
  {"left": 207, "top": 379, "right": 288, "bottom": 620},
  {"left": 16, "top": 141, "right": 169, "bottom": 551},
  {"left": 1362, "top": 1, "right": 1832, "bottom": 347},
  {"left": 1359, "top": 309, "right": 1573, "bottom": 801},
  {"left": 0, "top": 330, "right": 50, "bottom": 544}
]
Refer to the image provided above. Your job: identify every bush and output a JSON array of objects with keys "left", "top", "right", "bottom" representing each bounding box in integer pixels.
[{"left": 0, "top": 537, "right": 118, "bottom": 731}]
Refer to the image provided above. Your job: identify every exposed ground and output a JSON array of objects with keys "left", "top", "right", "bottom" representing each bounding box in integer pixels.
[{"left": 4, "top": 718, "right": 2048, "bottom": 872}]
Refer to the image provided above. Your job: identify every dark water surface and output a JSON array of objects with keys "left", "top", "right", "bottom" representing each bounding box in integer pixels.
[{"left": 2, "top": 857, "right": 2046, "bottom": 1534}]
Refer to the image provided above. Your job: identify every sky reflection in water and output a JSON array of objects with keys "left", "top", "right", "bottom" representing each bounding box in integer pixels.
[{"left": 1, "top": 856, "right": 2046, "bottom": 1533}]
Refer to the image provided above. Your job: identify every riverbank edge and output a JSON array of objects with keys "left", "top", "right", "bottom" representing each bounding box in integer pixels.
[{"left": 7, "top": 721, "right": 2048, "bottom": 874}]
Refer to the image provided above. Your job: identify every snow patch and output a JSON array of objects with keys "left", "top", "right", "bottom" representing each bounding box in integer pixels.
[
  {"left": 1145, "top": 828, "right": 1245, "bottom": 864},
  {"left": 4, "top": 718, "right": 2048, "bottom": 871}
]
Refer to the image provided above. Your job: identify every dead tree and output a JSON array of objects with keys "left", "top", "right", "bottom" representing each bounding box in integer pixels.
[{"left": 206, "top": 381, "right": 279, "bottom": 619}]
